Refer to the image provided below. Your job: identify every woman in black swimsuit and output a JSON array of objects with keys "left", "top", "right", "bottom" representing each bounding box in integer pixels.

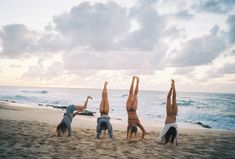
[{"left": 126, "top": 76, "right": 145, "bottom": 141}]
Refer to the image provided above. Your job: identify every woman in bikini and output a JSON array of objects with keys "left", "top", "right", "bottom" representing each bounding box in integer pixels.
[
  {"left": 96, "top": 81, "right": 112, "bottom": 139},
  {"left": 158, "top": 79, "right": 178, "bottom": 144},
  {"left": 126, "top": 76, "right": 145, "bottom": 140}
]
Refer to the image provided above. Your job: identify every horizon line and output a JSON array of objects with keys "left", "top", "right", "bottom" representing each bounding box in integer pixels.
[{"left": 0, "top": 84, "right": 234, "bottom": 94}]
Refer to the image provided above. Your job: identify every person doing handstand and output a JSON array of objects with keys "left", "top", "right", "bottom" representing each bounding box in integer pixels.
[
  {"left": 158, "top": 79, "right": 178, "bottom": 145},
  {"left": 96, "top": 81, "right": 113, "bottom": 139},
  {"left": 126, "top": 76, "right": 145, "bottom": 141}
]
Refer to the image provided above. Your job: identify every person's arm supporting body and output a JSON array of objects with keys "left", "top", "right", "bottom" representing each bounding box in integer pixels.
[
  {"left": 126, "top": 124, "right": 131, "bottom": 139},
  {"left": 67, "top": 124, "right": 72, "bottom": 137},
  {"left": 107, "top": 119, "right": 113, "bottom": 139},
  {"left": 137, "top": 122, "right": 145, "bottom": 140},
  {"left": 96, "top": 117, "right": 101, "bottom": 139},
  {"left": 73, "top": 96, "right": 92, "bottom": 117}
]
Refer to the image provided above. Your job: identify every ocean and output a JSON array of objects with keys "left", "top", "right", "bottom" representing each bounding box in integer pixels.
[{"left": 0, "top": 86, "right": 234, "bottom": 131}]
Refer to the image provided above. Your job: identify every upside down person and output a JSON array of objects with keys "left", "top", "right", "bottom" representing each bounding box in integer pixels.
[
  {"left": 158, "top": 79, "right": 178, "bottom": 145},
  {"left": 126, "top": 76, "right": 145, "bottom": 141}
]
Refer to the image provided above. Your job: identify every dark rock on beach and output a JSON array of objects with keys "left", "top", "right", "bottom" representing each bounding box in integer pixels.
[
  {"left": 78, "top": 110, "right": 94, "bottom": 116},
  {"left": 195, "top": 122, "right": 211, "bottom": 129}
]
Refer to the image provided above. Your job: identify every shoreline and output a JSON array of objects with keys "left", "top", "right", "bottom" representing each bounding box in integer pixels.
[
  {"left": 0, "top": 101, "right": 221, "bottom": 131},
  {"left": 0, "top": 101, "right": 233, "bottom": 132}
]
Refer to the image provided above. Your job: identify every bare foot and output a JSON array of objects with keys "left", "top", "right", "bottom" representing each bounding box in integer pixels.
[
  {"left": 171, "top": 79, "right": 175, "bottom": 89},
  {"left": 87, "top": 96, "right": 93, "bottom": 100},
  {"left": 132, "top": 76, "right": 135, "bottom": 82},
  {"left": 135, "top": 76, "right": 139, "bottom": 83},
  {"left": 105, "top": 81, "right": 109, "bottom": 85}
]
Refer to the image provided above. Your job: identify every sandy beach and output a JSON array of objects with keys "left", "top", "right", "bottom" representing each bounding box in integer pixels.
[{"left": 0, "top": 102, "right": 235, "bottom": 159}]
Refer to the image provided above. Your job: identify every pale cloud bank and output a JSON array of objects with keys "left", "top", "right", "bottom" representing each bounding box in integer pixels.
[{"left": 0, "top": 0, "right": 235, "bottom": 92}]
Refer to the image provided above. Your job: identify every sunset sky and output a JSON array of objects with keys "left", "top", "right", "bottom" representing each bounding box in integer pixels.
[{"left": 0, "top": 0, "right": 235, "bottom": 93}]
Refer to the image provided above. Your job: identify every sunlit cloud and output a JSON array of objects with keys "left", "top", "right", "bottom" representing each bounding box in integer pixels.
[{"left": 0, "top": 0, "right": 235, "bottom": 92}]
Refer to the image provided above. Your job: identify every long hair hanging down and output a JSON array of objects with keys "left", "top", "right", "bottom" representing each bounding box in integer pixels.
[
  {"left": 165, "top": 127, "right": 177, "bottom": 144},
  {"left": 56, "top": 122, "right": 67, "bottom": 136}
]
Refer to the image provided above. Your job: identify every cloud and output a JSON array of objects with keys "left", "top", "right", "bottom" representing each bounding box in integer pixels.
[
  {"left": 122, "top": 0, "right": 166, "bottom": 51},
  {"left": 1, "top": 0, "right": 233, "bottom": 73},
  {"left": 197, "top": 0, "right": 235, "bottom": 14},
  {"left": 23, "top": 59, "right": 64, "bottom": 80},
  {"left": 216, "top": 62, "right": 235, "bottom": 74},
  {"left": 51, "top": 0, "right": 167, "bottom": 70},
  {"left": 63, "top": 50, "right": 164, "bottom": 70},
  {"left": 169, "top": 25, "right": 228, "bottom": 67},
  {"left": 164, "top": 26, "right": 186, "bottom": 40},
  {"left": 204, "top": 62, "right": 235, "bottom": 79},
  {"left": 10, "top": 64, "right": 22, "bottom": 68},
  {"left": 0, "top": 24, "right": 39, "bottom": 58},
  {"left": 227, "top": 14, "right": 235, "bottom": 44},
  {"left": 175, "top": 10, "right": 194, "bottom": 20},
  {"left": 124, "top": 69, "right": 156, "bottom": 76},
  {"left": 173, "top": 67, "right": 195, "bottom": 75},
  {"left": 231, "top": 49, "right": 235, "bottom": 55},
  {"left": 0, "top": 24, "right": 64, "bottom": 58},
  {"left": 53, "top": 0, "right": 167, "bottom": 53},
  {"left": 53, "top": 1, "right": 130, "bottom": 50},
  {"left": 0, "top": 1, "right": 168, "bottom": 70}
]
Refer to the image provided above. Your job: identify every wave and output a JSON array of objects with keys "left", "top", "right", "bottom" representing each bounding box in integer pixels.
[
  {"left": 1, "top": 86, "right": 235, "bottom": 130},
  {"left": 161, "top": 100, "right": 196, "bottom": 106},
  {"left": 178, "top": 100, "right": 195, "bottom": 106},
  {"left": 223, "top": 114, "right": 235, "bottom": 118},
  {"left": 22, "top": 90, "right": 48, "bottom": 94},
  {"left": 184, "top": 112, "right": 235, "bottom": 130}
]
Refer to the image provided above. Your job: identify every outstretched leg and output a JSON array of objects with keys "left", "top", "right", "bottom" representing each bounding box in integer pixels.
[
  {"left": 132, "top": 76, "right": 139, "bottom": 110},
  {"left": 73, "top": 96, "right": 93, "bottom": 117},
  {"left": 100, "top": 81, "right": 109, "bottom": 115},
  {"left": 172, "top": 80, "right": 178, "bottom": 115},
  {"left": 126, "top": 76, "right": 135, "bottom": 109},
  {"left": 166, "top": 80, "right": 173, "bottom": 115},
  {"left": 84, "top": 96, "right": 92, "bottom": 107}
]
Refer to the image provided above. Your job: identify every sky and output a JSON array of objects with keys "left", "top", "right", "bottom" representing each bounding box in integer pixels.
[{"left": 0, "top": 0, "right": 235, "bottom": 93}]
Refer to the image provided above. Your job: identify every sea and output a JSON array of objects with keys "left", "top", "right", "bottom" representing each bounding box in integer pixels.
[{"left": 0, "top": 86, "right": 234, "bottom": 131}]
